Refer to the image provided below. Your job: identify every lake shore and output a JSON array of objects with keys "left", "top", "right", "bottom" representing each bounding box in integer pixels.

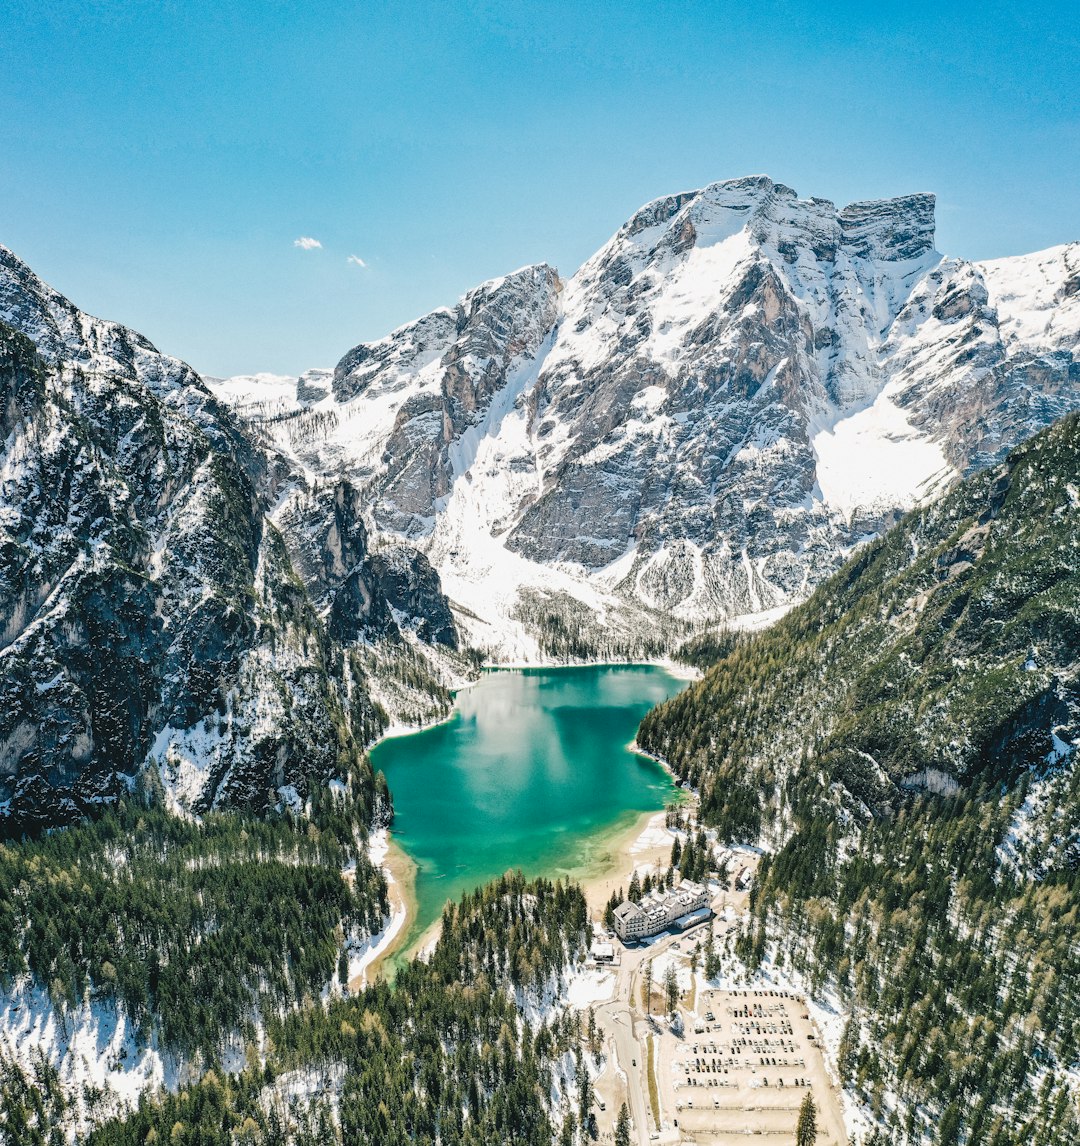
[
  {"left": 351, "top": 834, "right": 419, "bottom": 988},
  {"left": 386, "top": 800, "right": 693, "bottom": 970},
  {"left": 364, "top": 664, "right": 695, "bottom": 979}
]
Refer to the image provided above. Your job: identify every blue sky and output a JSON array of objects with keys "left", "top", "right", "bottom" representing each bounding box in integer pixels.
[{"left": 2, "top": 1, "right": 1077, "bottom": 377}]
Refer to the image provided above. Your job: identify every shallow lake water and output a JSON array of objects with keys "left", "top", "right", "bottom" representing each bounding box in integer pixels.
[{"left": 370, "top": 665, "right": 686, "bottom": 952}]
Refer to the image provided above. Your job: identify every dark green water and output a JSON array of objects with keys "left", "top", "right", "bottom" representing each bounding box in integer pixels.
[{"left": 370, "top": 665, "right": 686, "bottom": 953}]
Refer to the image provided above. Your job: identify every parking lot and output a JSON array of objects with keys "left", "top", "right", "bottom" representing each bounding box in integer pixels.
[{"left": 655, "top": 983, "right": 848, "bottom": 1144}]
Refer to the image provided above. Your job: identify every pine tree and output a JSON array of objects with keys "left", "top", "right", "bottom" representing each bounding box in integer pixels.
[
  {"left": 615, "top": 1102, "right": 631, "bottom": 1146},
  {"left": 628, "top": 872, "right": 642, "bottom": 903},
  {"left": 642, "top": 960, "right": 653, "bottom": 1014},
  {"left": 796, "top": 1092, "right": 817, "bottom": 1146},
  {"left": 837, "top": 1016, "right": 858, "bottom": 1085},
  {"left": 604, "top": 893, "right": 617, "bottom": 930},
  {"left": 664, "top": 965, "right": 679, "bottom": 1016}
]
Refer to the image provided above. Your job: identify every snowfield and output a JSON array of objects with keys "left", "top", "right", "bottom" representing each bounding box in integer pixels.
[{"left": 210, "top": 179, "right": 1080, "bottom": 658}]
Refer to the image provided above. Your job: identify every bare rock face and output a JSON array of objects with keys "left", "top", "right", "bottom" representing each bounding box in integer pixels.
[
  {"left": 332, "top": 264, "right": 561, "bottom": 534},
  {"left": 0, "top": 250, "right": 455, "bottom": 834},
  {"left": 502, "top": 178, "right": 948, "bottom": 615},
  {"left": 367, "top": 547, "right": 457, "bottom": 648},
  {"left": 275, "top": 479, "right": 457, "bottom": 649},
  {"left": 224, "top": 177, "right": 1077, "bottom": 658},
  {"left": 296, "top": 367, "right": 333, "bottom": 403}
]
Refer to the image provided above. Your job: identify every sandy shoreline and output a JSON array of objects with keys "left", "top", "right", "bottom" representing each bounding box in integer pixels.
[
  {"left": 361, "top": 662, "right": 698, "bottom": 979},
  {"left": 349, "top": 834, "right": 419, "bottom": 989},
  {"left": 574, "top": 802, "right": 691, "bottom": 920},
  {"left": 380, "top": 802, "right": 690, "bottom": 972}
]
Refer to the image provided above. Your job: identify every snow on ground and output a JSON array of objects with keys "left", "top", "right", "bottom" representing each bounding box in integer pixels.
[
  {"left": 347, "top": 829, "right": 408, "bottom": 988},
  {"left": 420, "top": 331, "right": 652, "bottom": 661},
  {"left": 978, "top": 242, "right": 1080, "bottom": 352},
  {"left": 629, "top": 813, "right": 675, "bottom": 856},
  {"left": 367, "top": 826, "right": 390, "bottom": 868},
  {"left": 151, "top": 715, "right": 224, "bottom": 816},
  {"left": 516, "top": 965, "right": 598, "bottom": 1028},
  {"left": 996, "top": 738, "right": 1077, "bottom": 878},
  {"left": 563, "top": 966, "right": 618, "bottom": 1008},
  {"left": 347, "top": 906, "right": 406, "bottom": 988},
  {"left": 650, "top": 949, "right": 694, "bottom": 994},
  {"left": 204, "top": 372, "right": 300, "bottom": 416},
  {"left": 643, "top": 227, "right": 755, "bottom": 367},
  {"left": 811, "top": 386, "right": 955, "bottom": 521},
  {"left": 0, "top": 980, "right": 175, "bottom": 1138}
]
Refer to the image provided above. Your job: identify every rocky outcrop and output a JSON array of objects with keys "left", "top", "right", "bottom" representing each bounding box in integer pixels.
[
  {"left": 332, "top": 264, "right": 561, "bottom": 534},
  {"left": 0, "top": 244, "right": 201, "bottom": 397},
  {"left": 275, "top": 480, "right": 457, "bottom": 648},
  {"left": 0, "top": 248, "right": 462, "bottom": 835},
  {"left": 367, "top": 547, "right": 457, "bottom": 648},
  {"left": 173, "top": 179, "right": 1080, "bottom": 659}
]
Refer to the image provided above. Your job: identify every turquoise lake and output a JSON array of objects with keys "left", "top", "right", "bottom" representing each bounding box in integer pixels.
[{"left": 370, "top": 665, "right": 686, "bottom": 953}]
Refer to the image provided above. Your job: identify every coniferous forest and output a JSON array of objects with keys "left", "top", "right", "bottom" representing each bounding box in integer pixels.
[
  {"left": 639, "top": 414, "right": 1080, "bottom": 1143},
  {"left": 0, "top": 772, "right": 593, "bottom": 1146},
  {"left": 82, "top": 874, "right": 589, "bottom": 1146}
]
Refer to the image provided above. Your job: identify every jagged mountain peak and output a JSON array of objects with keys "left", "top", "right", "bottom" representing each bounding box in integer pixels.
[
  {"left": 0, "top": 243, "right": 203, "bottom": 397},
  {"left": 608, "top": 175, "right": 937, "bottom": 271},
  {"left": 332, "top": 261, "right": 560, "bottom": 405},
  {"left": 0, "top": 248, "right": 471, "bottom": 834},
  {"left": 209, "top": 178, "right": 1079, "bottom": 660}
]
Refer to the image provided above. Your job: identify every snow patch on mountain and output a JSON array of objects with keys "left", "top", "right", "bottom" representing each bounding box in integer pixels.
[
  {"left": 207, "top": 178, "right": 1080, "bottom": 657},
  {"left": 0, "top": 979, "right": 175, "bottom": 1137},
  {"left": 979, "top": 242, "right": 1080, "bottom": 351},
  {"left": 811, "top": 387, "right": 954, "bottom": 519},
  {"left": 204, "top": 371, "right": 300, "bottom": 417}
]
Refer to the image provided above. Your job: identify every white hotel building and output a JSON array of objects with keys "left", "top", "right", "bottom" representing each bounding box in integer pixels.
[{"left": 612, "top": 880, "right": 711, "bottom": 942}]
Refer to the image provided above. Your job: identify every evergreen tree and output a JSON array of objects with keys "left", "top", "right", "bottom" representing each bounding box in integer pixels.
[
  {"left": 615, "top": 1102, "right": 631, "bottom": 1146},
  {"left": 796, "top": 1092, "right": 817, "bottom": 1146},
  {"left": 837, "top": 1017, "right": 858, "bottom": 1085},
  {"left": 664, "top": 965, "right": 679, "bottom": 1016}
]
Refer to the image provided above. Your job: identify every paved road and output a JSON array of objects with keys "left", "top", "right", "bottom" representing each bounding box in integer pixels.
[{"left": 594, "top": 916, "right": 715, "bottom": 1145}]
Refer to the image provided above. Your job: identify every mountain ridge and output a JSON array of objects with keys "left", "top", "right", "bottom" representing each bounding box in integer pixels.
[
  {"left": 0, "top": 247, "right": 467, "bottom": 835},
  {"left": 215, "top": 176, "right": 1079, "bottom": 660}
]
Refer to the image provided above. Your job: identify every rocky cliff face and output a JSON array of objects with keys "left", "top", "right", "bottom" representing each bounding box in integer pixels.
[
  {"left": 329, "top": 262, "right": 561, "bottom": 535},
  {"left": 0, "top": 248, "right": 460, "bottom": 835},
  {"left": 227, "top": 177, "right": 1078, "bottom": 659}
]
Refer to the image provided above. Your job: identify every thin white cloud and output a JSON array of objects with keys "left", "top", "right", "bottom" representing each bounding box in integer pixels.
[
  {"left": 347, "top": 254, "right": 367, "bottom": 268},
  {"left": 293, "top": 236, "right": 322, "bottom": 250}
]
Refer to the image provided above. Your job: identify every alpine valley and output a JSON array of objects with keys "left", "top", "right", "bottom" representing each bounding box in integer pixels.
[{"left": 1, "top": 176, "right": 1078, "bottom": 1145}]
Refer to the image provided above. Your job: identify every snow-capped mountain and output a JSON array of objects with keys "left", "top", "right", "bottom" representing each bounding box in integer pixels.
[
  {"left": 226, "top": 176, "right": 1080, "bottom": 658},
  {"left": 0, "top": 247, "right": 461, "bottom": 834},
  {"left": 2, "top": 174, "right": 1077, "bottom": 827}
]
